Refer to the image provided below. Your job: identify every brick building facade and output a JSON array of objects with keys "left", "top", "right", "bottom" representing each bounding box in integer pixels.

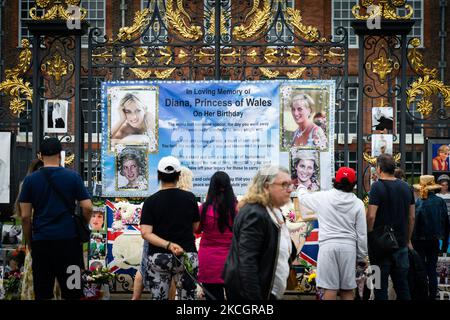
[{"left": 0, "top": 0, "right": 448, "bottom": 182}]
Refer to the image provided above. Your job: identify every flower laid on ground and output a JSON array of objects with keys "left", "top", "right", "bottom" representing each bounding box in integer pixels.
[
  {"left": 81, "top": 268, "right": 116, "bottom": 300},
  {"left": 83, "top": 268, "right": 117, "bottom": 285},
  {"left": 9, "top": 245, "right": 26, "bottom": 268},
  {"left": 307, "top": 270, "right": 317, "bottom": 283},
  {"left": 182, "top": 252, "right": 193, "bottom": 274},
  {"left": 3, "top": 270, "right": 22, "bottom": 300}
]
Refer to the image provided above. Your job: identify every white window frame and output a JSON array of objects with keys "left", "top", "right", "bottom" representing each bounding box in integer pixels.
[
  {"left": 81, "top": 77, "right": 103, "bottom": 135},
  {"left": 331, "top": 0, "right": 359, "bottom": 49},
  {"left": 141, "top": 0, "right": 168, "bottom": 44},
  {"left": 335, "top": 151, "right": 357, "bottom": 170},
  {"left": 18, "top": 0, "right": 35, "bottom": 45},
  {"left": 80, "top": 0, "right": 106, "bottom": 48},
  {"left": 336, "top": 76, "right": 358, "bottom": 143},
  {"left": 267, "top": 0, "right": 295, "bottom": 45},
  {"left": 398, "top": 0, "right": 424, "bottom": 47},
  {"left": 19, "top": 1, "right": 105, "bottom": 48}
]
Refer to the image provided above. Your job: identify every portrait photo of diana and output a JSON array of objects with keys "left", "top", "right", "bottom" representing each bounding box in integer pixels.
[
  {"left": 44, "top": 100, "right": 68, "bottom": 134},
  {"left": 115, "top": 145, "right": 148, "bottom": 191},
  {"left": 280, "top": 86, "right": 329, "bottom": 151},
  {"left": 290, "top": 149, "right": 320, "bottom": 192},
  {"left": 109, "top": 86, "right": 158, "bottom": 153}
]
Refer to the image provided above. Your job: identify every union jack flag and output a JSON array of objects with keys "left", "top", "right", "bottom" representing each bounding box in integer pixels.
[
  {"left": 105, "top": 200, "right": 142, "bottom": 275},
  {"left": 298, "top": 220, "right": 319, "bottom": 267}
]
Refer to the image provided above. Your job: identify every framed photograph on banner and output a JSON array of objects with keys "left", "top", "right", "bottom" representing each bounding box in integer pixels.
[
  {"left": 1, "top": 224, "right": 22, "bottom": 246},
  {"left": 89, "top": 233, "right": 107, "bottom": 260},
  {"left": 371, "top": 134, "right": 393, "bottom": 157},
  {"left": 280, "top": 84, "right": 331, "bottom": 151},
  {"left": 427, "top": 138, "right": 450, "bottom": 173},
  {"left": 44, "top": 100, "right": 68, "bottom": 133},
  {"left": 0, "top": 132, "right": 11, "bottom": 204},
  {"left": 89, "top": 207, "right": 106, "bottom": 232},
  {"left": 107, "top": 85, "right": 158, "bottom": 153},
  {"left": 290, "top": 148, "right": 320, "bottom": 192},
  {"left": 372, "top": 107, "right": 394, "bottom": 132},
  {"left": 115, "top": 144, "right": 149, "bottom": 191},
  {"left": 88, "top": 259, "right": 106, "bottom": 271}
]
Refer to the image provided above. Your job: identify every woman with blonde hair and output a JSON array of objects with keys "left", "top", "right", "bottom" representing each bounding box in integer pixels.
[
  {"left": 432, "top": 145, "right": 450, "bottom": 171},
  {"left": 223, "top": 165, "right": 297, "bottom": 300},
  {"left": 177, "top": 166, "right": 193, "bottom": 191},
  {"left": 111, "top": 93, "right": 157, "bottom": 151},
  {"left": 290, "top": 93, "right": 327, "bottom": 149}
]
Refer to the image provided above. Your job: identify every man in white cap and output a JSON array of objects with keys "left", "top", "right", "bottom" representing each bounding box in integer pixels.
[{"left": 139, "top": 156, "right": 200, "bottom": 300}]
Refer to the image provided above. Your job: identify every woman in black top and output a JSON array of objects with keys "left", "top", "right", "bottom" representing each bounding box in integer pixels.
[{"left": 140, "top": 156, "right": 200, "bottom": 300}]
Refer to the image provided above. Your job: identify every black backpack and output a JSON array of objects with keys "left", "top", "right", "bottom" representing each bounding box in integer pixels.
[{"left": 408, "top": 249, "right": 429, "bottom": 300}]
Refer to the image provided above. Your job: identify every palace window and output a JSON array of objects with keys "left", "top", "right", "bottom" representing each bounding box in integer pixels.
[
  {"left": 336, "top": 76, "right": 358, "bottom": 135},
  {"left": 332, "top": 0, "right": 359, "bottom": 48},
  {"left": 19, "top": 1, "right": 105, "bottom": 47}
]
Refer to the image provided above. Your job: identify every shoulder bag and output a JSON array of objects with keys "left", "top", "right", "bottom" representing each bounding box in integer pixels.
[
  {"left": 41, "top": 169, "right": 91, "bottom": 243},
  {"left": 368, "top": 180, "right": 399, "bottom": 259}
]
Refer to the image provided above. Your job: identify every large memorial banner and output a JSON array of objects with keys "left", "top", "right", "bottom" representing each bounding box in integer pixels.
[{"left": 101, "top": 80, "right": 335, "bottom": 197}]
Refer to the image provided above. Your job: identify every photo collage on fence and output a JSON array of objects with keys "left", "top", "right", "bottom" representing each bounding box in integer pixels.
[
  {"left": 370, "top": 104, "right": 394, "bottom": 186},
  {"left": 279, "top": 82, "right": 335, "bottom": 269},
  {"left": 428, "top": 139, "right": 450, "bottom": 189},
  {"left": 427, "top": 139, "right": 450, "bottom": 234},
  {"left": 0, "top": 222, "right": 25, "bottom": 299},
  {"left": 44, "top": 100, "right": 69, "bottom": 134},
  {"left": 88, "top": 207, "right": 107, "bottom": 271},
  {"left": 103, "top": 84, "right": 159, "bottom": 197},
  {"left": 437, "top": 256, "right": 450, "bottom": 298},
  {"left": 105, "top": 200, "right": 144, "bottom": 277},
  {"left": 87, "top": 200, "right": 145, "bottom": 277},
  {"left": 370, "top": 104, "right": 394, "bottom": 166}
]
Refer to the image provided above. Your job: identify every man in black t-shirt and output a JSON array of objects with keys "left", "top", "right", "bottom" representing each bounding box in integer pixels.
[
  {"left": 140, "top": 156, "right": 200, "bottom": 300},
  {"left": 19, "top": 138, "right": 93, "bottom": 300},
  {"left": 368, "top": 154, "right": 415, "bottom": 300}
]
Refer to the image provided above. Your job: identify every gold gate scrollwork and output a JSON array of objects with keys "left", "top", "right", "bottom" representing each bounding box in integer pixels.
[
  {"left": 30, "top": 0, "right": 87, "bottom": 21},
  {"left": 352, "top": 0, "right": 413, "bottom": 20},
  {"left": 0, "top": 39, "right": 33, "bottom": 115},
  {"left": 406, "top": 38, "right": 450, "bottom": 116}
]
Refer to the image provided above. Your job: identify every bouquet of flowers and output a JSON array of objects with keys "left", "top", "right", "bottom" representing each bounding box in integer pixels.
[
  {"left": 81, "top": 268, "right": 116, "bottom": 300},
  {"left": 3, "top": 271, "right": 22, "bottom": 300}
]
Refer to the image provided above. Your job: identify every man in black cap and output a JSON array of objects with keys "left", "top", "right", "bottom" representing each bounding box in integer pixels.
[{"left": 19, "top": 137, "right": 93, "bottom": 300}]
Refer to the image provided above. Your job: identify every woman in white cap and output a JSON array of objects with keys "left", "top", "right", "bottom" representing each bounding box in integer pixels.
[{"left": 140, "top": 156, "right": 200, "bottom": 300}]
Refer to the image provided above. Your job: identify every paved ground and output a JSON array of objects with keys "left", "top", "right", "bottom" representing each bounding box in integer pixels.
[{"left": 108, "top": 293, "right": 315, "bottom": 300}]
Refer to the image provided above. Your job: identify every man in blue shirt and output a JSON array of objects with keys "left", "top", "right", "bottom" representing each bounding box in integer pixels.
[
  {"left": 19, "top": 138, "right": 93, "bottom": 300},
  {"left": 412, "top": 175, "right": 450, "bottom": 300}
]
